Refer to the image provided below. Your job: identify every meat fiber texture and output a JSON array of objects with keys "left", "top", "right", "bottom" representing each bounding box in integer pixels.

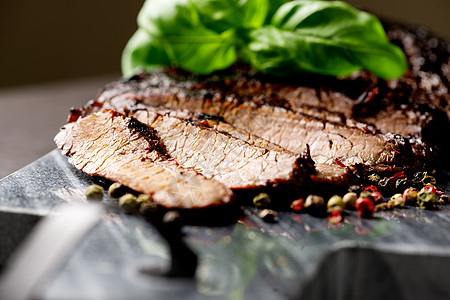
[
  {"left": 55, "top": 110, "right": 234, "bottom": 209},
  {"left": 70, "top": 97, "right": 315, "bottom": 191}
]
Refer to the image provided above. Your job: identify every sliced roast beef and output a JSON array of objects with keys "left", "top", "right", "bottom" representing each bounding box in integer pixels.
[
  {"left": 72, "top": 98, "right": 315, "bottom": 190},
  {"left": 55, "top": 110, "right": 234, "bottom": 209},
  {"left": 96, "top": 75, "right": 416, "bottom": 174}
]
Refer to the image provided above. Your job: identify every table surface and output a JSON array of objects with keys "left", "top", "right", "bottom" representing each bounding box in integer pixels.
[{"left": 0, "top": 74, "right": 118, "bottom": 179}]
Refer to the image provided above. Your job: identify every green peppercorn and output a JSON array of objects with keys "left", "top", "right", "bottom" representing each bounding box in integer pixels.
[
  {"left": 259, "top": 209, "right": 278, "bottom": 223},
  {"left": 402, "top": 187, "right": 418, "bottom": 205},
  {"left": 85, "top": 184, "right": 104, "bottom": 200},
  {"left": 367, "top": 173, "right": 381, "bottom": 184},
  {"left": 439, "top": 195, "right": 450, "bottom": 205},
  {"left": 389, "top": 193, "right": 405, "bottom": 207},
  {"left": 327, "top": 195, "right": 345, "bottom": 213},
  {"left": 253, "top": 193, "right": 271, "bottom": 208},
  {"left": 119, "top": 193, "right": 139, "bottom": 213},
  {"left": 108, "top": 182, "right": 126, "bottom": 198},
  {"left": 417, "top": 189, "right": 436, "bottom": 209},
  {"left": 342, "top": 192, "right": 358, "bottom": 210},
  {"left": 163, "top": 211, "right": 183, "bottom": 230},
  {"left": 137, "top": 194, "right": 152, "bottom": 203},
  {"left": 304, "top": 195, "right": 325, "bottom": 213},
  {"left": 139, "top": 200, "right": 158, "bottom": 216},
  {"left": 359, "top": 191, "right": 374, "bottom": 201}
]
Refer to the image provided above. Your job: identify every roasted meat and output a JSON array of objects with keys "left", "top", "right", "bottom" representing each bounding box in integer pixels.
[
  {"left": 70, "top": 97, "right": 315, "bottom": 191},
  {"left": 55, "top": 110, "right": 234, "bottom": 209}
]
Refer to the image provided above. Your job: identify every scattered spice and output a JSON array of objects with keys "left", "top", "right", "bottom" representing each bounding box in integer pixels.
[
  {"left": 290, "top": 198, "right": 304, "bottom": 212},
  {"left": 304, "top": 195, "right": 325, "bottom": 213},
  {"left": 359, "top": 191, "right": 374, "bottom": 201},
  {"left": 163, "top": 211, "right": 183, "bottom": 230},
  {"left": 371, "top": 191, "right": 384, "bottom": 203},
  {"left": 348, "top": 185, "right": 363, "bottom": 194},
  {"left": 417, "top": 188, "right": 436, "bottom": 209},
  {"left": 422, "top": 185, "right": 436, "bottom": 196},
  {"left": 139, "top": 200, "right": 158, "bottom": 216},
  {"left": 367, "top": 173, "right": 381, "bottom": 184},
  {"left": 108, "top": 182, "right": 126, "bottom": 198},
  {"left": 327, "top": 195, "right": 345, "bottom": 213},
  {"left": 364, "top": 185, "right": 378, "bottom": 193},
  {"left": 253, "top": 193, "right": 271, "bottom": 208},
  {"left": 439, "top": 195, "right": 450, "bottom": 204},
  {"left": 137, "top": 194, "right": 152, "bottom": 203},
  {"left": 356, "top": 197, "right": 374, "bottom": 218},
  {"left": 389, "top": 193, "right": 405, "bottom": 207},
  {"left": 342, "top": 192, "right": 358, "bottom": 209},
  {"left": 403, "top": 187, "right": 418, "bottom": 205},
  {"left": 119, "top": 193, "right": 140, "bottom": 213},
  {"left": 259, "top": 209, "right": 278, "bottom": 223},
  {"left": 85, "top": 184, "right": 104, "bottom": 200}
]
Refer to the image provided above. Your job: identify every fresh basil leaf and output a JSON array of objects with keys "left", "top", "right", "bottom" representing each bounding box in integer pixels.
[
  {"left": 189, "top": 0, "right": 269, "bottom": 33},
  {"left": 246, "top": 26, "right": 361, "bottom": 76},
  {"left": 136, "top": 0, "right": 237, "bottom": 74},
  {"left": 265, "top": 0, "right": 289, "bottom": 25},
  {"left": 121, "top": 29, "right": 171, "bottom": 78},
  {"left": 259, "top": 0, "right": 407, "bottom": 79}
]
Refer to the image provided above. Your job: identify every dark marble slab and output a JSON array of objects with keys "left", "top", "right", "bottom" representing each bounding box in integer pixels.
[{"left": 1, "top": 150, "right": 450, "bottom": 299}]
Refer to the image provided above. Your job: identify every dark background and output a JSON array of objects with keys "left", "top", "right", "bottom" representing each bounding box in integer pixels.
[{"left": 0, "top": 0, "right": 449, "bottom": 88}]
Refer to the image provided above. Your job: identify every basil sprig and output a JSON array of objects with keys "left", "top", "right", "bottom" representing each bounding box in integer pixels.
[{"left": 122, "top": 0, "right": 408, "bottom": 79}]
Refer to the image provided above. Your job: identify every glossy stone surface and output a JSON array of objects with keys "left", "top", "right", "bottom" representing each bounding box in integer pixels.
[{"left": 1, "top": 150, "right": 450, "bottom": 299}]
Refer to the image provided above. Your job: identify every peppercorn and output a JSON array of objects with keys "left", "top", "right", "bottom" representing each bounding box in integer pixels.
[
  {"left": 137, "top": 194, "right": 152, "bottom": 203},
  {"left": 327, "top": 195, "right": 345, "bottom": 213},
  {"left": 359, "top": 191, "right": 374, "bottom": 201},
  {"left": 290, "top": 198, "right": 304, "bottom": 212},
  {"left": 85, "top": 184, "right": 104, "bottom": 200},
  {"left": 119, "top": 193, "right": 139, "bottom": 213},
  {"left": 367, "top": 173, "right": 381, "bottom": 184},
  {"left": 364, "top": 185, "right": 379, "bottom": 193},
  {"left": 417, "top": 188, "right": 436, "bottom": 209},
  {"left": 139, "top": 200, "right": 158, "bottom": 216},
  {"left": 402, "top": 187, "right": 418, "bottom": 205},
  {"left": 348, "top": 185, "right": 363, "bottom": 194},
  {"left": 163, "top": 211, "right": 183, "bottom": 229},
  {"left": 356, "top": 197, "right": 374, "bottom": 218},
  {"left": 108, "top": 182, "right": 126, "bottom": 198},
  {"left": 253, "top": 193, "right": 271, "bottom": 208},
  {"left": 422, "top": 185, "right": 436, "bottom": 196},
  {"left": 374, "top": 202, "right": 390, "bottom": 212},
  {"left": 259, "top": 209, "right": 278, "bottom": 223},
  {"left": 389, "top": 193, "right": 405, "bottom": 207},
  {"left": 371, "top": 191, "right": 384, "bottom": 203},
  {"left": 439, "top": 195, "right": 450, "bottom": 204},
  {"left": 342, "top": 192, "right": 358, "bottom": 210},
  {"left": 304, "top": 195, "right": 325, "bottom": 213}
]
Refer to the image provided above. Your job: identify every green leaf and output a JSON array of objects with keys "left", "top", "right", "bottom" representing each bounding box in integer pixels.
[
  {"left": 121, "top": 29, "right": 171, "bottom": 78},
  {"left": 189, "top": 0, "right": 269, "bottom": 33},
  {"left": 122, "top": 0, "right": 408, "bottom": 79},
  {"left": 135, "top": 0, "right": 237, "bottom": 74},
  {"left": 255, "top": 0, "right": 407, "bottom": 79},
  {"left": 246, "top": 26, "right": 362, "bottom": 76}
]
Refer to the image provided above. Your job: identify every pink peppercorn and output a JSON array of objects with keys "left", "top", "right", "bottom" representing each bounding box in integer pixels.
[
  {"left": 290, "top": 198, "right": 304, "bottom": 212},
  {"left": 422, "top": 185, "right": 436, "bottom": 196},
  {"left": 364, "top": 185, "right": 379, "bottom": 193},
  {"left": 371, "top": 191, "right": 384, "bottom": 203},
  {"left": 356, "top": 197, "right": 375, "bottom": 218}
]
